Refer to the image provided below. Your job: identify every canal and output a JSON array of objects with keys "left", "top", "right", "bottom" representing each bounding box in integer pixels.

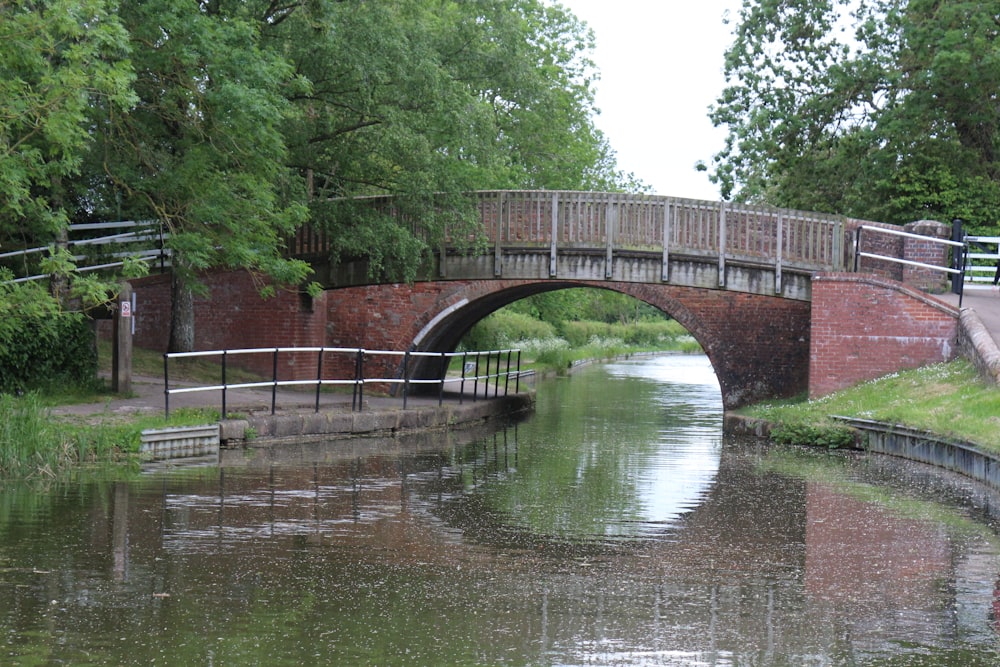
[{"left": 3, "top": 355, "right": 1000, "bottom": 665}]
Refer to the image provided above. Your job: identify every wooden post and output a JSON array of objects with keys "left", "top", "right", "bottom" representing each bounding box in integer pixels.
[{"left": 112, "top": 282, "right": 133, "bottom": 394}]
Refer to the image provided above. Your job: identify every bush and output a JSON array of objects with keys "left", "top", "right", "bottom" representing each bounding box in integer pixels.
[
  {"left": 0, "top": 311, "right": 97, "bottom": 394},
  {"left": 770, "top": 421, "right": 857, "bottom": 450},
  {"left": 463, "top": 310, "right": 557, "bottom": 350},
  {"left": 560, "top": 320, "right": 613, "bottom": 347}
]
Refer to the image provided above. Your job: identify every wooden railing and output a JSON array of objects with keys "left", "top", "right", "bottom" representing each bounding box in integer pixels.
[
  {"left": 475, "top": 191, "right": 846, "bottom": 272},
  {"left": 292, "top": 191, "right": 849, "bottom": 276}
]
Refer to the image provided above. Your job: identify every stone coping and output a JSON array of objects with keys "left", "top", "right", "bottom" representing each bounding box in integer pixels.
[
  {"left": 958, "top": 307, "right": 1000, "bottom": 385},
  {"left": 219, "top": 392, "right": 535, "bottom": 448},
  {"left": 724, "top": 413, "right": 1000, "bottom": 492}
]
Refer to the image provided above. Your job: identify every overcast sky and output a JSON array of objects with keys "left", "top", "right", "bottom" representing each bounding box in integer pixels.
[{"left": 558, "top": 1, "right": 744, "bottom": 201}]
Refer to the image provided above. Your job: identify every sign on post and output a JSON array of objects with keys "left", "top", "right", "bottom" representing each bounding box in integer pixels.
[{"left": 112, "top": 283, "right": 133, "bottom": 394}]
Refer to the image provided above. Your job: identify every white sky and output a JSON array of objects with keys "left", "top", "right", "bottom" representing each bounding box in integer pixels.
[{"left": 558, "top": 1, "right": 744, "bottom": 201}]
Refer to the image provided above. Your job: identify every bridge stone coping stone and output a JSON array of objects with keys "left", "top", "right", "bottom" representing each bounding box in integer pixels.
[{"left": 958, "top": 308, "right": 1000, "bottom": 385}]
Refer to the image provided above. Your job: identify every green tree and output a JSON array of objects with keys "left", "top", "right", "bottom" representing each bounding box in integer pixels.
[
  {"left": 708, "top": 0, "right": 1000, "bottom": 230},
  {"left": 0, "top": 0, "right": 135, "bottom": 303},
  {"left": 98, "top": 0, "right": 312, "bottom": 350},
  {"left": 5, "top": 0, "right": 643, "bottom": 358},
  {"left": 269, "top": 0, "right": 640, "bottom": 281}
]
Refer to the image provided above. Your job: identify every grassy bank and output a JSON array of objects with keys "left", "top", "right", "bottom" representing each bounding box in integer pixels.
[
  {"left": 508, "top": 319, "right": 702, "bottom": 375},
  {"left": 0, "top": 341, "right": 231, "bottom": 478},
  {"left": 0, "top": 392, "right": 217, "bottom": 478},
  {"left": 737, "top": 358, "right": 1000, "bottom": 452}
]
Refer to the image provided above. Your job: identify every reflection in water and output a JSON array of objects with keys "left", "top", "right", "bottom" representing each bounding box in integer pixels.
[
  {"left": 2, "top": 355, "right": 1000, "bottom": 665},
  {"left": 606, "top": 355, "right": 722, "bottom": 530}
]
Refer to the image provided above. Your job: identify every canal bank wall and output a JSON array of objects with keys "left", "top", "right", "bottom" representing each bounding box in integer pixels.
[
  {"left": 724, "top": 413, "right": 1000, "bottom": 493},
  {"left": 217, "top": 392, "right": 535, "bottom": 449}
]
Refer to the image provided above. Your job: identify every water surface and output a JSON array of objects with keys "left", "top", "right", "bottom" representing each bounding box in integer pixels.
[{"left": 3, "top": 355, "right": 1000, "bottom": 665}]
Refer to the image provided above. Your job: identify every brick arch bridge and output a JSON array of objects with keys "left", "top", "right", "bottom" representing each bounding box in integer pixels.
[
  {"left": 127, "top": 191, "right": 961, "bottom": 409},
  {"left": 323, "top": 279, "right": 809, "bottom": 410}
]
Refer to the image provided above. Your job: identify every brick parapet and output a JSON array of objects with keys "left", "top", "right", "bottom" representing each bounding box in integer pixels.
[
  {"left": 902, "top": 220, "right": 951, "bottom": 293},
  {"left": 809, "top": 272, "right": 959, "bottom": 398}
]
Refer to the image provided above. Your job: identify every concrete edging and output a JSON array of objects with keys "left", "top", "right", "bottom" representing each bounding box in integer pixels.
[
  {"left": 724, "top": 413, "right": 1000, "bottom": 492},
  {"left": 218, "top": 393, "right": 536, "bottom": 448},
  {"left": 140, "top": 424, "right": 220, "bottom": 461},
  {"left": 834, "top": 416, "right": 1000, "bottom": 490}
]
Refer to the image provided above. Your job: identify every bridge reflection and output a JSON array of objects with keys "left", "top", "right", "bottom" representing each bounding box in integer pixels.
[{"left": 89, "top": 429, "right": 999, "bottom": 663}]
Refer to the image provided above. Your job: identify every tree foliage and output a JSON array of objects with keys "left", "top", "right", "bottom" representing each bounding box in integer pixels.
[
  {"left": 0, "top": 274, "right": 96, "bottom": 393},
  {"left": 708, "top": 0, "right": 1000, "bottom": 230},
  {"left": 270, "top": 0, "right": 637, "bottom": 279},
  {"left": 1, "top": 0, "right": 636, "bottom": 353},
  {"left": 0, "top": 0, "right": 135, "bottom": 306}
]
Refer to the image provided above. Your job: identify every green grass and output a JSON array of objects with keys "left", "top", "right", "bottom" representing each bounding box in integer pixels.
[
  {"left": 738, "top": 358, "right": 1000, "bottom": 451},
  {"left": 515, "top": 331, "right": 701, "bottom": 376},
  {"left": 0, "top": 340, "right": 234, "bottom": 479},
  {"left": 0, "top": 389, "right": 218, "bottom": 478}
]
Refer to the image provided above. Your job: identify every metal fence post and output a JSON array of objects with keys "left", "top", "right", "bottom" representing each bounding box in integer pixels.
[
  {"left": 402, "top": 350, "right": 411, "bottom": 410},
  {"left": 853, "top": 227, "right": 863, "bottom": 272},
  {"left": 221, "top": 350, "right": 228, "bottom": 420},
  {"left": 271, "top": 348, "right": 279, "bottom": 415},
  {"left": 459, "top": 351, "right": 468, "bottom": 405},
  {"left": 438, "top": 352, "right": 447, "bottom": 406},
  {"left": 473, "top": 353, "right": 481, "bottom": 402},
  {"left": 504, "top": 350, "right": 512, "bottom": 396},
  {"left": 515, "top": 350, "right": 521, "bottom": 394},
  {"left": 315, "top": 348, "right": 324, "bottom": 413},
  {"left": 353, "top": 349, "right": 365, "bottom": 411},
  {"left": 163, "top": 353, "right": 170, "bottom": 419}
]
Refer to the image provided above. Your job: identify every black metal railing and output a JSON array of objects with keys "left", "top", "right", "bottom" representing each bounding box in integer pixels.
[{"left": 162, "top": 346, "right": 522, "bottom": 419}]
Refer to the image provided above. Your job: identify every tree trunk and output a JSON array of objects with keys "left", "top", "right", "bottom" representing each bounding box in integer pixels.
[
  {"left": 49, "top": 173, "right": 70, "bottom": 306},
  {"left": 168, "top": 266, "right": 195, "bottom": 353}
]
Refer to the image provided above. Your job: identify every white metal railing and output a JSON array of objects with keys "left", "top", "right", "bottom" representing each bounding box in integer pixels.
[
  {"left": 853, "top": 223, "right": 966, "bottom": 270},
  {"left": 963, "top": 235, "right": 999, "bottom": 287},
  {"left": 162, "top": 346, "right": 523, "bottom": 419},
  {"left": 1, "top": 220, "right": 169, "bottom": 284},
  {"left": 852, "top": 224, "right": 968, "bottom": 305}
]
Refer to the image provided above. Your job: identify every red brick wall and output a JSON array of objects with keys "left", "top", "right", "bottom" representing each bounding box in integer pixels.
[
  {"left": 620, "top": 283, "right": 811, "bottom": 408},
  {"left": 902, "top": 220, "right": 951, "bottom": 293},
  {"left": 325, "top": 280, "right": 812, "bottom": 409},
  {"left": 809, "top": 273, "right": 958, "bottom": 398},
  {"left": 124, "top": 270, "right": 329, "bottom": 378},
  {"left": 120, "top": 268, "right": 958, "bottom": 407}
]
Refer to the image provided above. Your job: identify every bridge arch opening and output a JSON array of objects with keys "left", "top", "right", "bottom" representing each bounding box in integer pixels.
[
  {"left": 403, "top": 283, "right": 717, "bottom": 392},
  {"left": 380, "top": 279, "right": 810, "bottom": 409}
]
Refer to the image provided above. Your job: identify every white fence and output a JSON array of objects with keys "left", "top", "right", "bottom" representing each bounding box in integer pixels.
[{"left": 964, "top": 236, "right": 999, "bottom": 287}]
